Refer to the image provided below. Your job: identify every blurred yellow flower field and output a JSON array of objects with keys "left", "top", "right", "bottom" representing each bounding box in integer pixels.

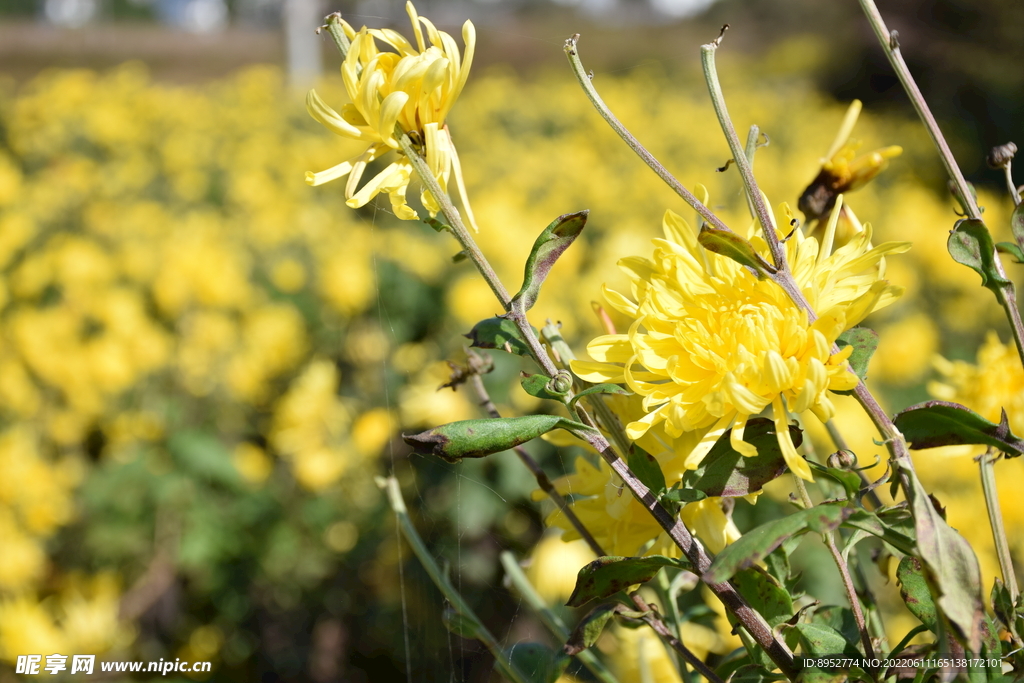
[{"left": 0, "top": 40, "right": 1021, "bottom": 677}]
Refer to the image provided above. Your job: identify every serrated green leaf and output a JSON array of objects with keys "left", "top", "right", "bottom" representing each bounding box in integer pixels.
[
  {"left": 841, "top": 509, "right": 916, "bottom": 556},
  {"left": 897, "top": 556, "right": 939, "bottom": 633},
  {"left": 947, "top": 218, "right": 1012, "bottom": 292},
  {"left": 698, "top": 225, "right": 777, "bottom": 278},
  {"left": 403, "top": 415, "right": 587, "bottom": 463},
  {"left": 511, "top": 211, "right": 588, "bottom": 312},
  {"left": 835, "top": 327, "right": 878, "bottom": 388},
  {"left": 465, "top": 317, "right": 536, "bottom": 357},
  {"left": 501, "top": 642, "right": 569, "bottom": 683},
  {"left": 442, "top": 607, "right": 481, "bottom": 639},
  {"left": 680, "top": 418, "right": 798, "bottom": 497},
  {"left": 704, "top": 505, "right": 853, "bottom": 583},
  {"left": 567, "top": 383, "right": 630, "bottom": 412},
  {"left": 566, "top": 555, "right": 692, "bottom": 608},
  {"left": 627, "top": 447, "right": 666, "bottom": 496},
  {"left": 894, "top": 400, "right": 1024, "bottom": 457}
]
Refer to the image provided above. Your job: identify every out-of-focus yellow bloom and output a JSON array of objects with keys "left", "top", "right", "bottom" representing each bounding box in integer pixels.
[
  {"left": 572, "top": 207, "right": 908, "bottom": 480},
  {"left": 525, "top": 535, "right": 597, "bottom": 604},
  {"left": 799, "top": 100, "right": 902, "bottom": 239},
  {"left": 0, "top": 512, "right": 47, "bottom": 592},
  {"left": 269, "top": 359, "right": 371, "bottom": 491},
  {"left": 306, "top": 2, "right": 477, "bottom": 227},
  {"left": 232, "top": 442, "right": 274, "bottom": 485},
  {"left": 351, "top": 408, "right": 394, "bottom": 456},
  {"left": 872, "top": 312, "right": 939, "bottom": 385},
  {"left": 599, "top": 618, "right": 683, "bottom": 683},
  {"left": 0, "top": 597, "right": 67, "bottom": 661},
  {"left": 929, "top": 332, "right": 1024, "bottom": 451}
]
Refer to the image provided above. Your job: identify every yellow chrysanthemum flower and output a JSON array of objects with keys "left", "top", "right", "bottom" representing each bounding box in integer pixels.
[
  {"left": 799, "top": 100, "right": 902, "bottom": 230},
  {"left": 572, "top": 205, "right": 909, "bottom": 481},
  {"left": 305, "top": 2, "right": 477, "bottom": 227},
  {"left": 929, "top": 331, "right": 1024, "bottom": 446}
]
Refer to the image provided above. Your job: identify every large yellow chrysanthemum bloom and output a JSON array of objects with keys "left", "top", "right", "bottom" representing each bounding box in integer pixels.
[
  {"left": 572, "top": 205, "right": 909, "bottom": 481},
  {"left": 305, "top": 2, "right": 477, "bottom": 227}
]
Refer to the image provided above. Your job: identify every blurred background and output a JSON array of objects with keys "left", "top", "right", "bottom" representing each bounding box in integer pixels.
[{"left": 0, "top": 0, "right": 1022, "bottom": 681}]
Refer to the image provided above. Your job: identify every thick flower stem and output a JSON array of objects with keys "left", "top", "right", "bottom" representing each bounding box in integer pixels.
[
  {"left": 499, "top": 551, "right": 622, "bottom": 683},
  {"left": 467, "top": 372, "right": 605, "bottom": 557},
  {"left": 631, "top": 592, "right": 725, "bottom": 683},
  {"left": 382, "top": 477, "right": 533, "bottom": 683},
  {"left": 700, "top": 36, "right": 787, "bottom": 275},
  {"left": 978, "top": 449, "right": 1019, "bottom": 600},
  {"left": 856, "top": 0, "right": 1024, "bottom": 367}
]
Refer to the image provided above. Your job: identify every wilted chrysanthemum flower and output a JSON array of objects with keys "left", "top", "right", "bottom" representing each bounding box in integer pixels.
[
  {"left": 305, "top": 2, "right": 477, "bottom": 227},
  {"left": 799, "top": 100, "right": 902, "bottom": 227},
  {"left": 572, "top": 205, "right": 909, "bottom": 481}
]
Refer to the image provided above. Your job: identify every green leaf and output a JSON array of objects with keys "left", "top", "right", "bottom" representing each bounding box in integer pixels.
[
  {"left": 732, "top": 567, "right": 794, "bottom": 628},
  {"left": 902, "top": 466, "right": 987, "bottom": 652},
  {"left": 834, "top": 327, "right": 878, "bottom": 389},
  {"left": 520, "top": 372, "right": 572, "bottom": 401},
  {"left": 1011, "top": 202, "right": 1024, "bottom": 252},
  {"left": 841, "top": 509, "right": 917, "bottom": 556},
  {"left": 996, "top": 242, "right": 1024, "bottom": 264},
  {"left": 567, "top": 383, "right": 630, "bottom": 412},
  {"left": 897, "top": 556, "right": 939, "bottom": 633},
  {"left": 627, "top": 447, "right": 666, "bottom": 496},
  {"left": 728, "top": 567, "right": 795, "bottom": 670},
  {"left": 808, "top": 462, "right": 862, "bottom": 500},
  {"left": 893, "top": 400, "right": 1024, "bottom": 457},
  {"left": 167, "top": 431, "right": 243, "bottom": 490},
  {"left": 680, "top": 418, "right": 799, "bottom": 497},
  {"left": 442, "top": 607, "right": 481, "bottom": 639},
  {"left": 563, "top": 603, "right": 650, "bottom": 655},
  {"left": 730, "top": 664, "right": 789, "bottom": 683},
  {"left": 947, "top": 218, "right": 1012, "bottom": 292},
  {"left": 991, "top": 579, "right": 1018, "bottom": 636},
  {"left": 423, "top": 216, "right": 450, "bottom": 232},
  {"left": 698, "top": 225, "right": 778, "bottom": 278},
  {"left": 566, "top": 555, "right": 692, "bottom": 608},
  {"left": 791, "top": 623, "right": 862, "bottom": 683},
  {"left": 812, "top": 606, "right": 862, "bottom": 648},
  {"left": 704, "top": 505, "right": 853, "bottom": 583},
  {"left": 563, "top": 604, "right": 617, "bottom": 656},
  {"left": 765, "top": 534, "right": 803, "bottom": 594},
  {"left": 510, "top": 211, "right": 588, "bottom": 312},
  {"left": 402, "top": 415, "right": 588, "bottom": 463},
  {"left": 500, "top": 642, "right": 569, "bottom": 683},
  {"left": 465, "top": 317, "right": 536, "bottom": 357},
  {"left": 791, "top": 622, "right": 861, "bottom": 656},
  {"left": 662, "top": 487, "right": 708, "bottom": 504}
]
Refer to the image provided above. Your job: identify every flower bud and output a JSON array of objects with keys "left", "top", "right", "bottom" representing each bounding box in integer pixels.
[
  {"left": 827, "top": 449, "right": 857, "bottom": 470},
  {"left": 986, "top": 142, "right": 1017, "bottom": 169}
]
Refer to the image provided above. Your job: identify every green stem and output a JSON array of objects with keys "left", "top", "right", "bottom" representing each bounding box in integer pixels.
[
  {"left": 978, "top": 449, "right": 1019, "bottom": 600},
  {"left": 700, "top": 37, "right": 787, "bottom": 275},
  {"left": 562, "top": 35, "right": 730, "bottom": 236},
  {"left": 383, "top": 477, "right": 532, "bottom": 683},
  {"left": 856, "top": 0, "right": 1024, "bottom": 367},
  {"left": 498, "top": 551, "right": 622, "bottom": 683}
]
